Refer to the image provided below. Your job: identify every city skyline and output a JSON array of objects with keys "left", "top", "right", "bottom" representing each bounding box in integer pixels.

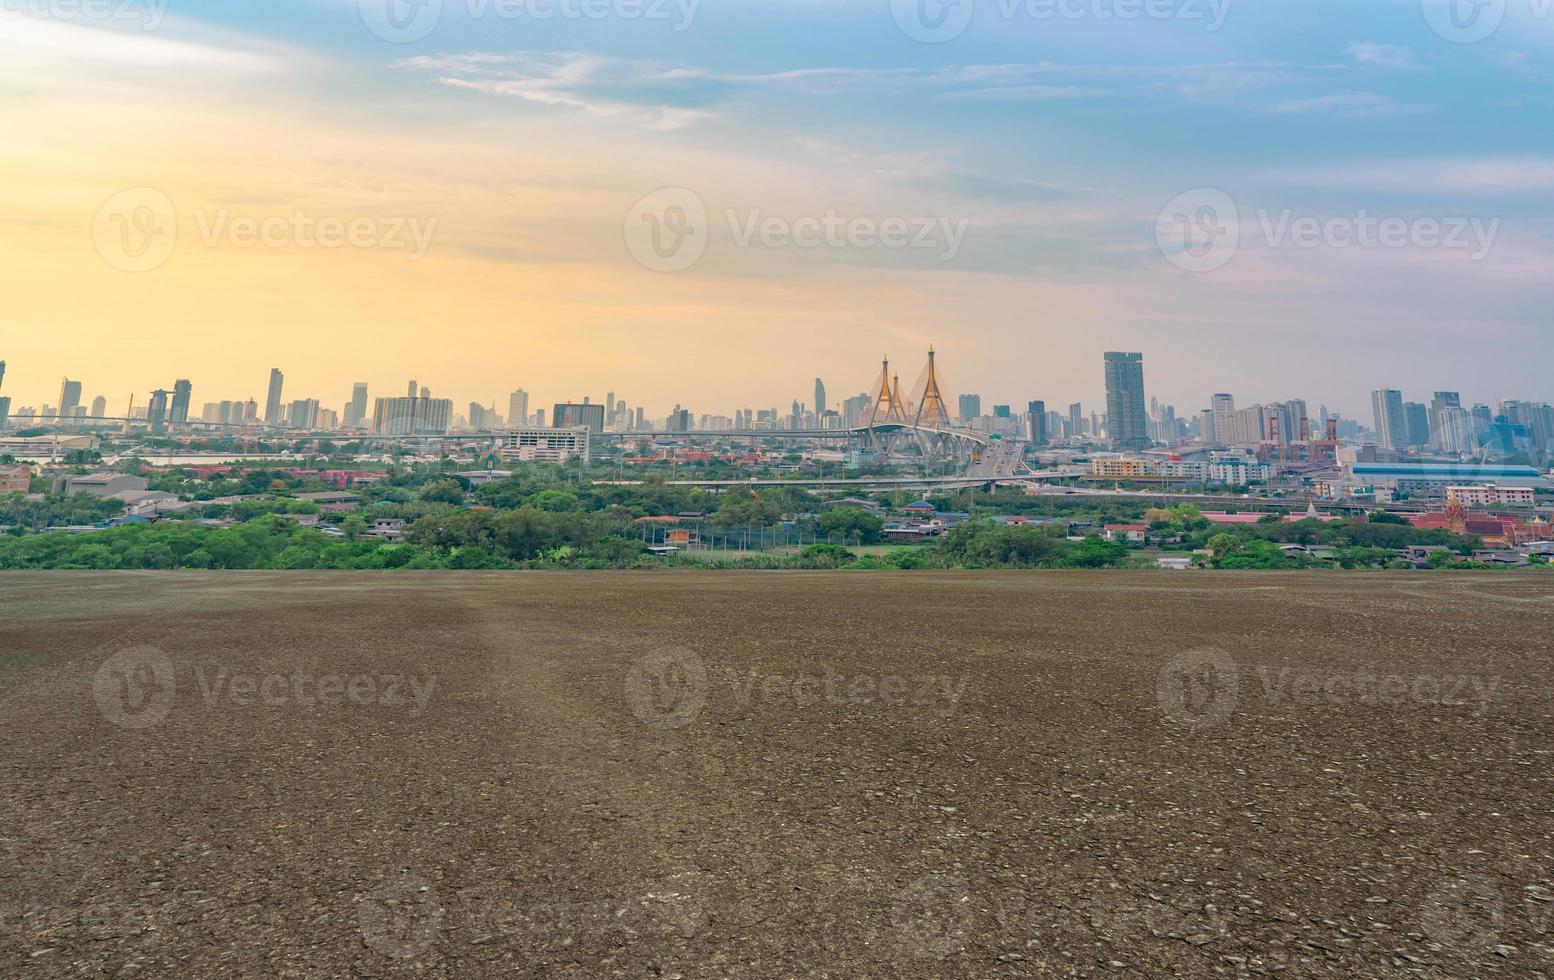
[{"left": 1, "top": 348, "right": 1549, "bottom": 429}]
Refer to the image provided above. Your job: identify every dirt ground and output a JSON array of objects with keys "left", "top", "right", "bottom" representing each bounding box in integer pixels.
[{"left": 1, "top": 571, "right": 1551, "bottom": 978}]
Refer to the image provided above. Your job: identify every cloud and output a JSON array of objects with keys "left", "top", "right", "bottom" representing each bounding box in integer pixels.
[
  {"left": 1270, "top": 158, "right": 1554, "bottom": 193},
  {"left": 1345, "top": 42, "right": 1419, "bottom": 70},
  {"left": 1265, "top": 91, "right": 1430, "bottom": 118}
]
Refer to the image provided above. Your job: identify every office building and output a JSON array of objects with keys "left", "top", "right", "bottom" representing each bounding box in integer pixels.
[
  {"left": 1370, "top": 388, "right": 1407, "bottom": 449},
  {"left": 958, "top": 394, "right": 982, "bottom": 421},
  {"left": 147, "top": 389, "right": 170, "bottom": 427},
  {"left": 345, "top": 383, "right": 369, "bottom": 428},
  {"left": 508, "top": 389, "right": 530, "bottom": 428},
  {"left": 372, "top": 396, "right": 454, "bottom": 435},
  {"left": 1103, "top": 352, "right": 1150, "bottom": 451},
  {"left": 1403, "top": 402, "right": 1430, "bottom": 448},
  {"left": 553, "top": 402, "right": 605, "bottom": 433},
  {"left": 1027, "top": 400, "right": 1047, "bottom": 444},
  {"left": 501, "top": 427, "right": 590, "bottom": 464},
  {"left": 170, "top": 379, "right": 192, "bottom": 424},
  {"left": 58, "top": 379, "right": 82, "bottom": 419},
  {"left": 264, "top": 369, "right": 285, "bottom": 424},
  {"left": 814, "top": 378, "right": 827, "bottom": 417},
  {"left": 0, "top": 396, "right": 10, "bottom": 429}
]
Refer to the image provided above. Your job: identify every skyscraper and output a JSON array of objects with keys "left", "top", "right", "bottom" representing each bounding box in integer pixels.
[
  {"left": 1429, "top": 391, "right": 1461, "bottom": 447},
  {"left": 58, "top": 378, "right": 82, "bottom": 419},
  {"left": 170, "top": 379, "right": 192, "bottom": 424},
  {"left": 814, "top": 378, "right": 826, "bottom": 417},
  {"left": 1403, "top": 402, "right": 1430, "bottom": 448},
  {"left": 1103, "top": 351, "right": 1150, "bottom": 450},
  {"left": 407, "top": 379, "right": 418, "bottom": 398},
  {"left": 90, "top": 395, "right": 107, "bottom": 419},
  {"left": 345, "top": 383, "right": 369, "bottom": 428},
  {"left": 1370, "top": 388, "right": 1407, "bottom": 449},
  {"left": 1027, "top": 400, "right": 1047, "bottom": 444},
  {"left": 264, "top": 368, "right": 285, "bottom": 424},
  {"left": 1068, "top": 402, "right": 1083, "bottom": 437},
  {"left": 0, "top": 360, "right": 6, "bottom": 392},
  {"left": 553, "top": 402, "right": 605, "bottom": 433},
  {"left": 508, "top": 389, "right": 529, "bottom": 428},
  {"left": 147, "top": 389, "right": 170, "bottom": 427},
  {"left": 1209, "top": 393, "right": 1235, "bottom": 446},
  {"left": 958, "top": 394, "right": 982, "bottom": 421}
]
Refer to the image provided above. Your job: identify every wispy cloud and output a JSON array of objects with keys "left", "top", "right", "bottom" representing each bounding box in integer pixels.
[
  {"left": 1345, "top": 42, "right": 1419, "bottom": 70},
  {"left": 1266, "top": 91, "right": 1430, "bottom": 118}
]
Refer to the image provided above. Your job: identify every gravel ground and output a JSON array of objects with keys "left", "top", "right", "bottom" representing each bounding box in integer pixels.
[{"left": 1, "top": 571, "right": 1552, "bottom": 978}]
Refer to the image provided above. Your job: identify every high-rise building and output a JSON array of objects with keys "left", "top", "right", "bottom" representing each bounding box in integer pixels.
[
  {"left": 1103, "top": 352, "right": 1149, "bottom": 450},
  {"left": 170, "top": 379, "right": 192, "bottom": 424},
  {"left": 264, "top": 368, "right": 285, "bottom": 424},
  {"left": 58, "top": 378, "right": 82, "bottom": 419},
  {"left": 287, "top": 398, "right": 319, "bottom": 429},
  {"left": 0, "top": 396, "right": 10, "bottom": 428},
  {"left": 407, "top": 380, "right": 418, "bottom": 398},
  {"left": 1068, "top": 402, "right": 1083, "bottom": 437},
  {"left": 0, "top": 360, "right": 6, "bottom": 391},
  {"left": 372, "top": 396, "right": 453, "bottom": 435},
  {"left": 1027, "top": 400, "right": 1047, "bottom": 444},
  {"left": 814, "top": 378, "right": 827, "bottom": 417},
  {"left": 1429, "top": 391, "right": 1461, "bottom": 448},
  {"left": 1208, "top": 393, "right": 1235, "bottom": 446},
  {"left": 553, "top": 402, "right": 605, "bottom": 433},
  {"left": 993, "top": 405, "right": 1011, "bottom": 419},
  {"left": 1403, "top": 402, "right": 1430, "bottom": 448},
  {"left": 508, "top": 389, "right": 530, "bottom": 428},
  {"left": 958, "top": 394, "right": 982, "bottom": 421},
  {"left": 345, "top": 383, "right": 369, "bottom": 428},
  {"left": 1370, "top": 388, "right": 1407, "bottom": 449},
  {"left": 90, "top": 395, "right": 107, "bottom": 419},
  {"left": 147, "top": 389, "right": 170, "bottom": 427}
]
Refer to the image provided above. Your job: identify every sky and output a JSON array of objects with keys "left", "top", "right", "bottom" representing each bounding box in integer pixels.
[{"left": 2, "top": 0, "right": 1552, "bottom": 421}]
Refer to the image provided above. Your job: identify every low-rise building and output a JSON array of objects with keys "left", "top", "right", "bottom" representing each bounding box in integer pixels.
[
  {"left": 0, "top": 465, "right": 31, "bottom": 493},
  {"left": 1446, "top": 484, "right": 1536, "bottom": 506},
  {"left": 56, "top": 473, "right": 150, "bottom": 497},
  {"left": 501, "top": 427, "right": 590, "bottom": 464}
]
